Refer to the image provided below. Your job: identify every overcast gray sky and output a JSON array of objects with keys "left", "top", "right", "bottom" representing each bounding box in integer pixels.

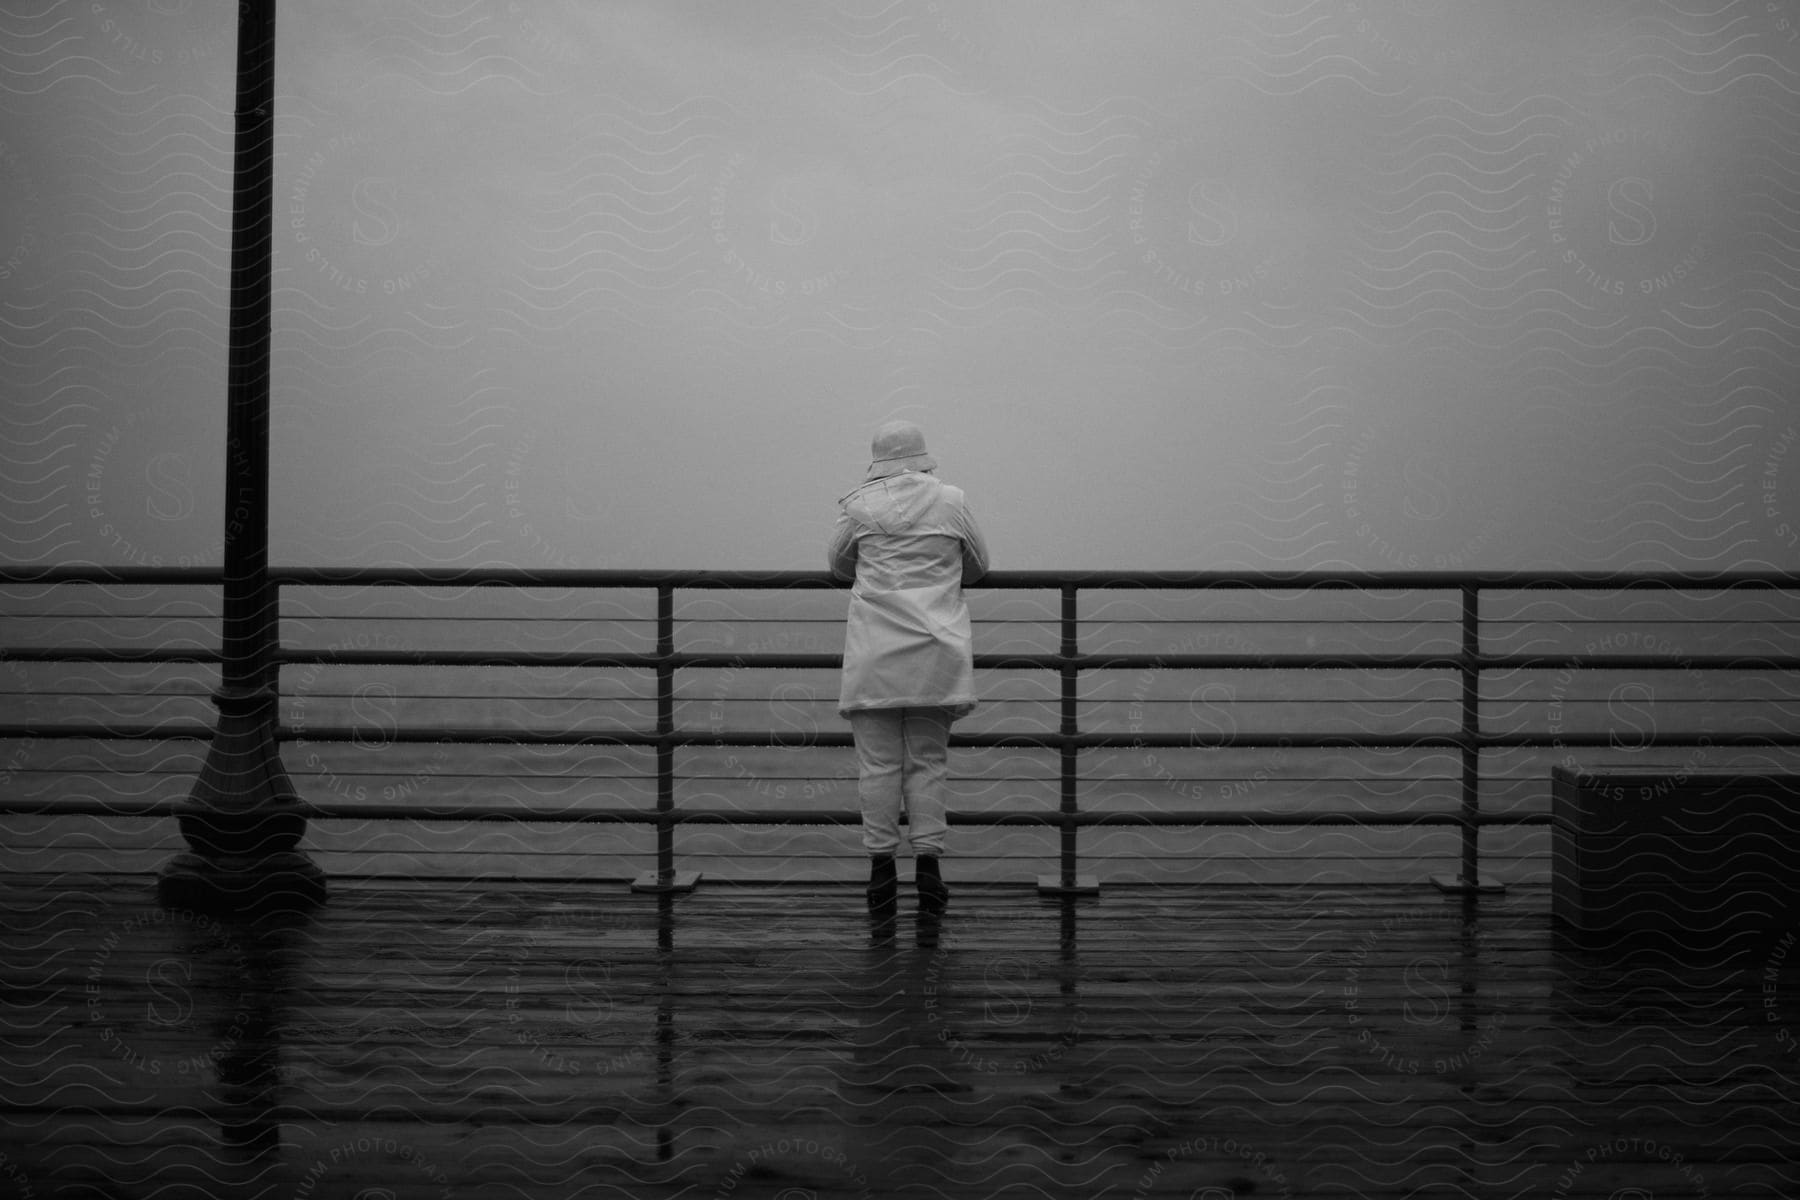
[{"left": 4, "top": 0, "right": 1799, "bottom": 571}]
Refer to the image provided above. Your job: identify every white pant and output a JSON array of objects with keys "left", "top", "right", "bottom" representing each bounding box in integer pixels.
[{"left": 848, "top": 706, "right": 952, "bottom": 855}]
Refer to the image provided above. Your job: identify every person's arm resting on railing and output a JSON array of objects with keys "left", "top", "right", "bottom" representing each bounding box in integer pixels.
[
  {"left": 826, "top": 511, "right": 859, "bottom": 582},
  {"left": 957, "top": 502, "right": 989, "bottom": 585}
]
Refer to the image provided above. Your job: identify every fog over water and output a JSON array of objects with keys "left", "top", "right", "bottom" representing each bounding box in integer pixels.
[{"left": 2, "top": 1, "right": 1799, "bottom": 571}]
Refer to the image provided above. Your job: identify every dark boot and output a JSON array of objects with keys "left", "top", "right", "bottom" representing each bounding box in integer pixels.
[
  {"left": 867, "top": 854, "right": 898, "bottom": 920},
  {"left": 915, "top": 854, "right": 949, "bottom": 912}
]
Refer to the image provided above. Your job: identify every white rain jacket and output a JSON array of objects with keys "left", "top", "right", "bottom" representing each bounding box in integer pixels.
[{"left": 827, "top": 470, "right": 990, "bottom": 719}]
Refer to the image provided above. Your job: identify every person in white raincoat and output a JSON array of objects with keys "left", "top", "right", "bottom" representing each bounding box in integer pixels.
[{"left": 828, "top": 420, "right": 989, "bottom": 923}]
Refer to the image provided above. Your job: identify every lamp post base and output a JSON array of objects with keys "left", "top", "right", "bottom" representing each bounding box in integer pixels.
[
  {"left": 160, "top": 684, "right": 327, "bottom": 915},
  {"left": 157, "top": 850, "right": 327, "bottom": 915}
]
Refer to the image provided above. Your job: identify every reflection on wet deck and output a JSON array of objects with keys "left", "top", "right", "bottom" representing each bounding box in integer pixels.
[{"left": 1, "top": 874, "right": 1796, "bottom": 1198}]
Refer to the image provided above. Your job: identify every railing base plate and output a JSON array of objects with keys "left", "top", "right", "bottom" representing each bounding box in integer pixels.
[
  {"left": 1037, "top": 874, "right": 1100, "bottom": 897},
  {"left": 1430, "top": 872, "right": 1505, "bottom": 895},
  {"left": 631, "top": 870, "right": 702, "bottom": 894}
]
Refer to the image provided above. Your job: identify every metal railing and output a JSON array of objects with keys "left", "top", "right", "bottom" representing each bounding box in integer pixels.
[{"left": 4, "top": 565, "right": 1800, "bottom": 893}]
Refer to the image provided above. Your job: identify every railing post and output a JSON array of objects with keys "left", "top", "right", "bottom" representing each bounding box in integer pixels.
[
  {"left": 158, "top": 0, "right": 325, "bottom": 916},
  {"left": 1432, "top": 581, "right": 1503, "bottom": 894},
  {"left": 633, "top": 581, "right": 699, "bottom": 893},
  {"left": 1039, "top": 583, "right": 1098, "bottom": 896}
]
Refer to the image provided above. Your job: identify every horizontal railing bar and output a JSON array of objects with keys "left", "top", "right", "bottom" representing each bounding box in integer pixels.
[
  {"left": 271, "top": 650, "right": 1459, "bottom": 669},
  {"left": 12, "top": 610, "right": 1783, "bottom": 624},
  {"left": 270, "top": 650, "right": 1800, "bottom": 671},
  {"left": 1479, "top": 655, "right": 1800, "bottom": 670},
  {"left": 269, "top": 729, "right": 1782, "bottom": 750},
  {"left": 61, "top": 691, "right": 1713, "bottom": 706},
  {"left": 281, "top": 568, "right": 1800, "bottom": 588},
  {"left": 0, "top": 797, "right": 1553, "bottom": 826},
  {"left": 3, "top": 723, "right": 1795, "bottom": 750},
  {"left": 9, "top": 646, "right": 1800, "bottom": 672},
  {"left": 5, "top": 565, "right": 1800, "bottom": 589},
  {"left": 2, "top": 649, "right": 222, "bottom": 664},
  {"left": 0, "top": 567, "right": 225, "bottom": 586}
]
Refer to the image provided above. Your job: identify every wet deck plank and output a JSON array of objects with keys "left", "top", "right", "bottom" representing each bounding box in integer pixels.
[{"left": 0, "top": 873, "right": 1796, "bottom": 1198}]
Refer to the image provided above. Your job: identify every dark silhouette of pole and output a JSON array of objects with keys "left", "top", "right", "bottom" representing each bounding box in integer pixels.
[{"left": 159, "top": 0, "right": 326, "bottom": 913}]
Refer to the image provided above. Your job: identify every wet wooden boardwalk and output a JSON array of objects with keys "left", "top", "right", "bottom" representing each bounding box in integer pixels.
[{"left": 1, "top": 872, "right": 1796, "bottom": 1198}]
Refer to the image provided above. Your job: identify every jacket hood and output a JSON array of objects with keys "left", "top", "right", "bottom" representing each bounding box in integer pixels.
[{"left": 840, "top": 471, "right": 942, "bottom": 534}]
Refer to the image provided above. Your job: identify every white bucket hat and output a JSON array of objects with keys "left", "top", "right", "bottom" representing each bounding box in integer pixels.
[{"left": 864, "top": 419, "right": 937, "bottom": 481}]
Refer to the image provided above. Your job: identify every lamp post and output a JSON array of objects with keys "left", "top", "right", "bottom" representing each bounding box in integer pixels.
[{"left": 158, "top": 0, "right": 326, "bottom": 914}]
